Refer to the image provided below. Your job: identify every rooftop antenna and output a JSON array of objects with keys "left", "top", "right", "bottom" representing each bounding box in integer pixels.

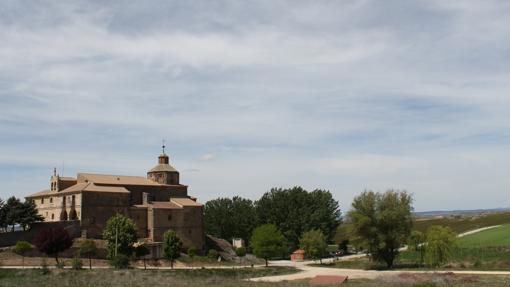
[{"left": 162, "top": 139, "right": 166, "bottom": 154}]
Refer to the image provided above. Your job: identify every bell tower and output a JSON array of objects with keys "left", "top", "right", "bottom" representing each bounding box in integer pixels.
[{"left": 147, "top": 142, "right": 180, "bottom": 185}]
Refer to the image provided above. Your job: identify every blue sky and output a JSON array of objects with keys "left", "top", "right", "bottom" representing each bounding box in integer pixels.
[{"left": 1, "top": 0, "right": 510, "bottom": 212}]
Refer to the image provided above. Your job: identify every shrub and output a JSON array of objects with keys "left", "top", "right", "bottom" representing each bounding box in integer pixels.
[
  {"left": 235, "top": 247, "right": 247, "bottom": 257},
  {"left": 71, "top": 254, "right": 83, "bottom": 270},
  {"left": 13, "top": 241, "right": 32, "bottom": 268},
  {"left": 109, "top": 254, "right": 130, "bottom": 269},
  {"left": 207, "top": 249, "right": 219, "bottom": 259},
  {"left": 56, "top": 261, "right": 65, "bottom": 269}
]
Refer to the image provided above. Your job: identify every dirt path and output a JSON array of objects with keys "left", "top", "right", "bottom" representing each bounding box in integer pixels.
[{"left": 249, "top": 225, "right": 508, "bottom": 282}]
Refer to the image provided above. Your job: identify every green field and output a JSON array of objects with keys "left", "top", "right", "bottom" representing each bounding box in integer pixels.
[
  {"left": 458, "top": 225, "right": 510, "bottom": 247},
  {"left": 414, "top": 212, "right": 510, "bottom": 234},
  {"left": 0, "top": 268, "right": 509, "bottom": 287}
]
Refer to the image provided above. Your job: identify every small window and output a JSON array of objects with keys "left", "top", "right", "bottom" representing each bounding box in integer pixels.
[
  {"left": 50, "top": 197, "right": 53, "bottom": 203},
  {"left": 51, "top": 214, "right": 54, "bottom": 220},
  {"left": 41, "top": 198, "right": 44, "bottom": 204},
  {"left": 167, "top": 214, "right": 172, "bottom": 221}
]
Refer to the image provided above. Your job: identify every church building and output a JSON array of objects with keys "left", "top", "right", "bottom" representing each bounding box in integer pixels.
[{"left": 26, "top": 150, "right": 204, "bottom": 251}]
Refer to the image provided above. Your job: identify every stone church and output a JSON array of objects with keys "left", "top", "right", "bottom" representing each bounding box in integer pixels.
[{"left": 26, "top": 151, "right": 204, "bottom": 251}]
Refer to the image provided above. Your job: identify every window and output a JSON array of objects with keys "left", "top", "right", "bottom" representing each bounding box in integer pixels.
[
  {"left": 51, "top": 214, "right": 54, "bottom": 220},
  {"left": 41, "top": 198, "right": 44, "bottom": 204},
  {"left": 50, "top": 197, "right": 53, "bottom": 203},
  {"left": 167, "top": 214, "right": 172, "bottom": 221}
]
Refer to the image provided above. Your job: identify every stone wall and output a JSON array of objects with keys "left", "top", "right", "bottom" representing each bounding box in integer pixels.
[{"left": 0, "top": 221, "right": 81, "bottom": 247}]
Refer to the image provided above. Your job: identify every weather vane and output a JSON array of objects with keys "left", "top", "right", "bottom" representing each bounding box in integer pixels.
[{"left": 162, "top": 139, "right": 166, "bottom": 154}]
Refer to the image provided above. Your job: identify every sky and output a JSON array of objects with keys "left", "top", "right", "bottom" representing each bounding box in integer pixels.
[{"left": 1, "top": 0, "right": 510, "bottom": 212}]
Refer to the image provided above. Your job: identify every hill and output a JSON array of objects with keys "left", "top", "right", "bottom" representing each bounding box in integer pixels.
[{"left": 414, "top": 212, "right": 510, "bottom": 234}]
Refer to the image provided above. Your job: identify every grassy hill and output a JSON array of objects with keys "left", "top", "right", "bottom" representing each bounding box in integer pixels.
[
  {"left": 414, "top": 212, "right": 510, "bottom": 234},
  {"left": 458, "top": 225, "right": 510, "bottom": 247}
]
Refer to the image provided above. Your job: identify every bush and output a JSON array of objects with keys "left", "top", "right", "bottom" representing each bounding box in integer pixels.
[
  {"left": 109, "top": 254, "right": 130, "bottom": 269},
  {"left": 207, "top": 249, "right": 219, "bottom": 259},
  {"left": 71, "top": 254, "right": 83, "bottom": 270},
  {"left": 235, "top": 247, "right": 247, "bottom": 257},
  {"left": 56, "top": 261, "right": 65, "bottom": 269}
]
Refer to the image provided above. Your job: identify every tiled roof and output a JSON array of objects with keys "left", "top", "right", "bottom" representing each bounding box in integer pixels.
[
  {"left": 171, "top": 197, "right": 202, "bottom": 207},
  {"left": 150, "top": 201, "right": 181, "bottom": 209},
  {"left": 26, "top": 189, "right": 51, "bottom": 198},
  {"left": 149, "top": 163, "right": 178, "bottom": 173},
  {"left": 26, "top": 182, "right": 130, "bottom": 197},
  {"left": 78, "top": 173, "right": 160, "bottom": 186},
  {"left": 309, "top": 275, "right": 348, "bottom": 286}
]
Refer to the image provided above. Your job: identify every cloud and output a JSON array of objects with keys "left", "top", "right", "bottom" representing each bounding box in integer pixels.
[{"left": 1, "top": 1, "right": 510, "bottom": 211}]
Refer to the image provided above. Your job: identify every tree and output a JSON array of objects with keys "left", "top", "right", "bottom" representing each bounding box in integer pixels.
[
  {"left": 235, "top": 246, "right": 247, "bottom": 265},
  {"left": 334, "top": 224, "right": 354, "bottom": 254},
  {"left": 79, "top": 239, "right": 98, "bottom": 270},
  {"left": 187, "top": 247, "right": 197, "bottom": 267},
  {"left": 5, "top": 197, "right": 23, "bottom": 232},
  {"left": 300, "top": 229, "right": 328, "bottom": 264},
  {"left": 102, "top": 213, "right": 138, "bottom": 259},
  {"left": 163, "top": 230, "right": 182, "bottom": 269},
  {"left": 251, "top": 224, "right": 286, "bottom": 267},
  {"left": 408, "top": 230, "right": 426, "bottom": 265},
  {"left": 348, "top": 190, "right": 413, "bottom": 268},
  {"left": 0, "top": 198, "right": 7, "bottom": 232},
  {"left": 424, "top": 226, "right": 457, "bottom": 267},
  {"left": 13, "top": 241, "right": 32, "bottom": 268},
  {"left": 255, "top": 187, "right": 341, "bottom": 251},
  {"left": 19, "top": 200, "right": 43, "bottom": 231},
  {"left": 32, "top": 227, "right": 74, "bottom": 265},
  {"left": 204, "top": 196, "right": 257, "bottom": 244},
  {"left": 134, "top": 241, "right": 150, "bottom": 270}
]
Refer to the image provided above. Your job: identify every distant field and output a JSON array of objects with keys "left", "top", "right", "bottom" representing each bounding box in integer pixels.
[
  {"left": 458, "top": 225, "right": 510, "bottom": 247},
  {"left": 414, "top": 212, "right": 510, "bottom": 234}
]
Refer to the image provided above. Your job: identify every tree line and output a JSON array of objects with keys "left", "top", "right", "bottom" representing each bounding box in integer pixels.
[
  {"left": 204, "top": 186, "right": 341, "bottom": 252},
  {"left": 0, "top": 196, "right": 43, "bottom": 232}
]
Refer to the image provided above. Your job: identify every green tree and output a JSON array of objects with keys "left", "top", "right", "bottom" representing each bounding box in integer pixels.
[
  {"left": 251, "top": 224, "right": 286, "bottom": 267},
  {"left": 408, "top": 230, "right": 426, "bottom": 265},
  {"left": 5, "top": 197, "right": 23, "bottom": 232},
  {"left": 300, "top": 229, "right": 328, "bottom": 264},
  {"left": 0, "top": 198, "right": 7, "bottom": 232},
  {"left": 255, "top": 187, "right": 341, "bottom": 251},
  {"left": 424, "top": 225, "right": 457, "bottom": 267},
  {"left": 79, "top": 239, "right": 98, "bottom": 270},
  {"left": 187, "top": 247, "right": 197, "bottom": 267},
  {"left": 134, "top": 241, "right": 150, "bottom": 270},
  {"left": 163, "top": 230, "right": 182, "bottom": 269},
  {"left": 102, "top": 213, "right": 138, "bottom": 259},
  {"left": 334, "top": 224, "right": 353, "bottom": 254},
  {"left": 13, "top": 241, "right": 32, "bottom": 268},
  {"left": 348, "top": 190, "right": 413, "bottom": 268},
  {"left": 19, "top": 200, "right": 43, "bottom": 231},
  {"left": 235, "top": 246, "right": 247, "bottom": 265},
  {"left": 204, "top": 196, "right": 256, "bottom": 244}
]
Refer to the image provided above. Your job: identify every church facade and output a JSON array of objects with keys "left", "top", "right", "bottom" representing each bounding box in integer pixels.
[{"left": 26, "top": 152, "right": 204, "bottom": 251}]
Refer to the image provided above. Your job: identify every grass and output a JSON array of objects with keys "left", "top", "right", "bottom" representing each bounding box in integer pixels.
[
  {"left": 413, "top": 212, "right": 510, "bottom": 234},
  {"left": 457, "top": 225, "right": 510, "bottom": 247},
  {"left": 1, "top": 268, "right": 510, "bottom": 287},
  {"left": 0, "top": 268, "right": 303, "bottom": 287}
]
